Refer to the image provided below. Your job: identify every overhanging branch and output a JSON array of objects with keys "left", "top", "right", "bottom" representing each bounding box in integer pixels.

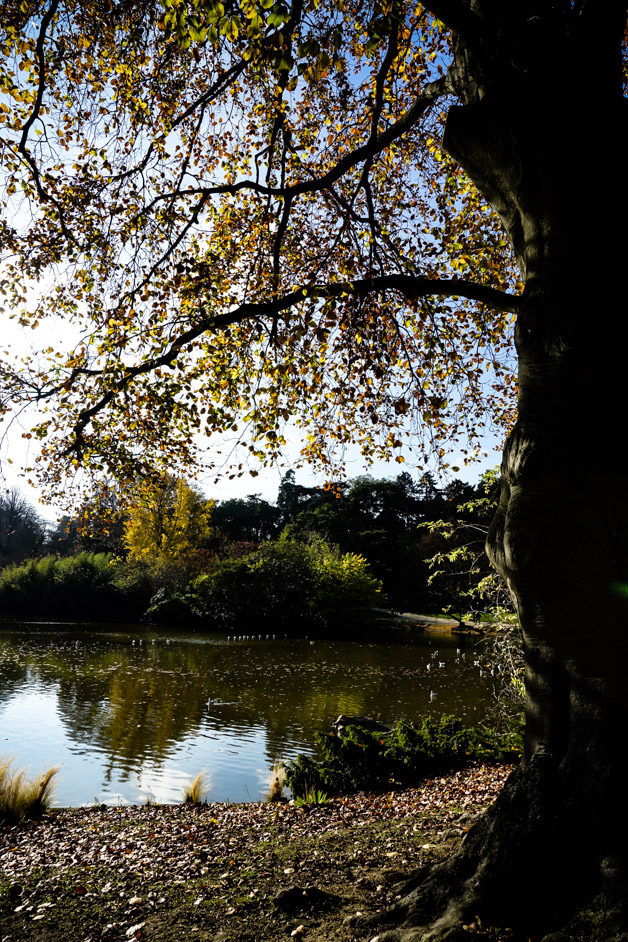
[
  {"left": 62, "top": 273, "right": 519, "bottom": 456},
  {"left": 132, "top": 82, "right": 447, "bottom": 222}
]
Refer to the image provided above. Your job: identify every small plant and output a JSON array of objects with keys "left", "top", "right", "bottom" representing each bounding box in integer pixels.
[
  {"left": 294, "top": 789, "right": 330, "bottom": 808},
  {"left": 183, "top": 770, "right": 210, "bottom": 805},
  {"left": 0, "top": 757, "right": 59, "bottom": 823},
  {"left": 267, "top": 760, "right": 286, "bottom": 802}
]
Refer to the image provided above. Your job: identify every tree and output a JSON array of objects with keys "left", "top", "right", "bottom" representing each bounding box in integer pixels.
[
  {"left": 0, "top": 487, "right": 46, "bottom": 565},
  {"left": 212, "top": 493, "right": 280, "bottom": 541},
  {"left": 288, "top": 472, "right": 433, "bottom": 609},
  {"left": 0, "top": 2, "right": 626, "bottom": 938},
  {"left": 48, "top": 480, "right": 127, "bottom": 555},
  {"left": 124, "top": 477, "right": 214, "bottom": 561},
  {"left": 276, "top": 469, "right": 343, "bottom": 524},
  {"left": 420, "top": 468, "right": 513, "bottom": 617},
  {"left": 197, "top": 532, "right": 383, "bottom": 634}
]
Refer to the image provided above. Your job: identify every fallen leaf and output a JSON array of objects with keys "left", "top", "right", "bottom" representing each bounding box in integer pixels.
[{"left": 126, "top": 922, "right": 145, "bottom": 937}]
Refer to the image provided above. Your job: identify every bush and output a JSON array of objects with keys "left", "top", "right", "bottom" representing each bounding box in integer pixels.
[
  {"left": 0, "top": 536, "right": 383, "bottom": 635},
  {"left": 0, "top": 552, "right": 212, "bottom": 623},
  {"left": 285, "top": 716, "right": 522, "bottom": 799},
  {"left": 0, "top": 556, "right": 58, "bottom": 614},
  {"left": 310, "top": 541, "right": 383, "bottom": 634},
  {"left": 0, "top": 553, "right": 123, "bottom": 618},
  {"left": 144, "top": 586, "right": 204, "bottom": 626},
  {"left": 193, "top": 535, "right": 384, "bottom": 636},
  {"left": 54, "top": 552, "right": 117, "bottom": 610}
]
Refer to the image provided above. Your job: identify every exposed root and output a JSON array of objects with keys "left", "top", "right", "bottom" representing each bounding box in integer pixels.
[{"left": 353, "top": 754, "right": 628, "bottom": 942}]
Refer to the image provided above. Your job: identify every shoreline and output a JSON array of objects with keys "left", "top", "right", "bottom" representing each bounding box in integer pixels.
[{"left": 1, "top": 764, "right": 512, "bottom": 942}]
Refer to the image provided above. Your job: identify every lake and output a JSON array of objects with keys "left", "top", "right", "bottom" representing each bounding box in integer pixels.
[{"left": 0, "top": 623, "right": 501, "bottom": 806}]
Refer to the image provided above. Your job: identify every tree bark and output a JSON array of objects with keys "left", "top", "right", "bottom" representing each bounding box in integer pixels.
[{"left": 354, "top": 13, "right": 628, "bottom": 940}]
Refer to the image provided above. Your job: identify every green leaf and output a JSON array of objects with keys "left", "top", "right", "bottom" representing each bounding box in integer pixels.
[
  {"left": 276, "top": 52, "right": 294, "bottom": 70},
  {"left": 226, "top": 16, "right": 240, "bottom": 40},
  {"left": 188, "top": 22, "right": 207, "bottom": 41}
]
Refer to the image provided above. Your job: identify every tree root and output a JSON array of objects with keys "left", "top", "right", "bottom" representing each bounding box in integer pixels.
[{"left": 351, "top": 754, "right": 628, "bottom": 942}]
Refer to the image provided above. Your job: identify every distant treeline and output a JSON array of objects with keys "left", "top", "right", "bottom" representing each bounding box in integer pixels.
[{"left": 0, "top": 470, "right": 501, "bottom": 632}]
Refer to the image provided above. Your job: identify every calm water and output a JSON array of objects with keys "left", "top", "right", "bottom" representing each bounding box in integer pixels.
[{"left": 0, "top": 623, "right": 499, "bottom": 806}]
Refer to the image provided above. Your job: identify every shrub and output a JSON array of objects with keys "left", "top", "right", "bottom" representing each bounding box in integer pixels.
[
  {"left": 285, "top": 716, "right": 522, "bottom": 799},
  {"left": 0, "top": 552, "right": 208, "bottom": 622},
  {"left": 53, "top": 552, "right": 118, "bottom": 612},
  {"left": 0, "top": 535, "right": 383, "bottom": 636},
  {"left": 109, "top": 558, "right": 156, "bottom": 615},
  {"left": 144, "top": 586, "right": 204, "bottom": 626},
  {"left": 309, "top": 540, "right": 383, "bottom": 634},
  {"left": 0, "top": 556, "right": 57, "bottom": 614},
  {"left": 192, "top": 555, "right": 269, "bottom": 630},
  {"left": 0, "top": 553, "right": 121, "bottom": 617},
  {"left": 194, "top": 535, "right": 384, "bottom": 636}
]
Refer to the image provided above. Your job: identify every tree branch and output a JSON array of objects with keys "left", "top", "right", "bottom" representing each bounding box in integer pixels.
[
  {"left": 60, "top": 273, "right": 519, "bottom": 455},
  {"left": 131, "top": 79, "right": 447, "bottom": 230},
  {"left": 18, "top": 0, "right": 60, "bottom": 152},
  {"left": 15, "top": 0, "right": 82, "bottom": 249}
]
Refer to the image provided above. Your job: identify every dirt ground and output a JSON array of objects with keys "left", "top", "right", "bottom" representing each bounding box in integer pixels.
[{"left": 0, "top": 765, "right": 520, "bottom": 942}]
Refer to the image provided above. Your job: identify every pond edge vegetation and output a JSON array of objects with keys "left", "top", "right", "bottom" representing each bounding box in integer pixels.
[
  {"left": 0, "top": 758, "right": 59, "bottom": 824},
  {"left": 1, "top": 715, "right": 522, "bottom": 825}
]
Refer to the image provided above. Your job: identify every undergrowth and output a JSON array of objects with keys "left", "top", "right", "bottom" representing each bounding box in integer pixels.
[{"left": 285, "top": 715, "right": 522, "bottom": 799}]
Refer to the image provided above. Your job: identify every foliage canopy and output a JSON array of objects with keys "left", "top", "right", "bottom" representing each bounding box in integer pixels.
[{"left": 0, "top": 0, "right": 521, "bottom": 500}]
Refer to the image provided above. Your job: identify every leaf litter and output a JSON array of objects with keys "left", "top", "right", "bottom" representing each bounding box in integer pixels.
[{"left": 0, "top": 764, "right": 512, "bottom": 942}]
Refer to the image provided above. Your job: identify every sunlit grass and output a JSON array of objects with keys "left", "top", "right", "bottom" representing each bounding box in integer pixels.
[
  {"left": 0, "top": 756, "right": 59, "bottom": 823},
  {"left": 183, "top": 771, "right": 210, "bottom": 805},
  {"left": 267, "top": 760, "right": 286, "bottom": 802}
]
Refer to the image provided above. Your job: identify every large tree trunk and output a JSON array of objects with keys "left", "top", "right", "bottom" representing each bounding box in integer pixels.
[{"left": 355, "top": 15, "right": 628, "bottom": 940}]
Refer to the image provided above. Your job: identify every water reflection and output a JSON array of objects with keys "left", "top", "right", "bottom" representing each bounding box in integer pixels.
[{"left": 0, "top": 624, "right": 498, "bottom": 806}]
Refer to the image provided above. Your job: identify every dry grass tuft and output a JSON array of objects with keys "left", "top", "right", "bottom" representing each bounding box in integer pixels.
[
  {"left": 0, "top": 756, "right": 59, "bottom": 823},
  {"left": 183, "top": 771, "right": 210, "bottom": 805},
  {"left": 267, "top": 760, "right": 286, "bottom": 802}
]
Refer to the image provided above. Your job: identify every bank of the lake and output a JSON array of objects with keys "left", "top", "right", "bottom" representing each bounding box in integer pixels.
[{"left": 1, "top": 764, "right": 516, "bottom": 942}]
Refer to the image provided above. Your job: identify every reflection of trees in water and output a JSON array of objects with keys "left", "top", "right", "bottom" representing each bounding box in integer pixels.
[
  {"left": 53, "top": 643, "right": 210, "bottom": 767},
  {"left": 0, "top": 640, "right": 30, "bottom": 704},
  {"left": 0, "top": 630, "right": 496, "bottom": 775}
]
